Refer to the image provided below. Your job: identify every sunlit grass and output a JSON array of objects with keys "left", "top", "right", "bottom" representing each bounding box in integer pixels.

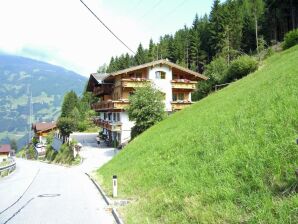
[{"left": 96, "top": 46, "right": 298, "bottom": 223}]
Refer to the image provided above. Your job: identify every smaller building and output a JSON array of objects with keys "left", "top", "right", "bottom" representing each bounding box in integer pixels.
[
  {"left": 0, "top": 144, "right": 12, "bottom": 162},
  {"left": 32, "top": 122, "right": 57, "bottom": 144}
]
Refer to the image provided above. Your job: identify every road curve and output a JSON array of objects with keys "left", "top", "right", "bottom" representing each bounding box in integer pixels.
[{"left": 0, "top": 158, "right": 115, "bottom": 224}]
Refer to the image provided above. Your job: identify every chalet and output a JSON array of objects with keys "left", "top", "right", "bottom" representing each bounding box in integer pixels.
[
  {"left": 0, "top": 144, "right": 12, "bottom": 161},
  {"left": 86, "top": 59, "right": 208, "bottom": 147},
  {"left": 32, "top": 122, "right": 57, "bottom": 144}
]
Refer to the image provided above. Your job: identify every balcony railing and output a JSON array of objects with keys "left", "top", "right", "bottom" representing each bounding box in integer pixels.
[
  {"left": 93, "top": 118, "right": 122, "bottom": 132},
  {"left": 92, "top": 100, "right": 129, "bottom": 111},
  {"left": 121, "top": 78, "right": 151, "bottom": 88},
  {"left": 93, "top": 85, "right": 113, "bottom": 96},
  {"left": 171, "top": 101, "right": 192, "bottom": 110},
  {"left": 171, "top": 79, "right": 197, "bottom": 90}
]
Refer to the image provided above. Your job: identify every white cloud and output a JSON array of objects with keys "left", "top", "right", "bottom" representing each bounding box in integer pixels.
[
  {"left": 0, "top": 0, "right": 212, "bottom": 76},
  {"left": 0, "top": 0, "right": 151, "bottom": 76}
]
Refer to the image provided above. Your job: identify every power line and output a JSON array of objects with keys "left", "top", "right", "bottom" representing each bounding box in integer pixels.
[
  {"left": 144, "top": 0, "right": 187, "bottom": 35},
  {"left": 139, "top": 0, "right": 163, "bottom": 21},
  {"left": 79, "top": 0, "right": 136, "bottom": 54}
]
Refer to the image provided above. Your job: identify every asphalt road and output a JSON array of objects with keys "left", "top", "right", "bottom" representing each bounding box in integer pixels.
[{"left": 0, "top": 135, "right": 117, "bottom": 224}]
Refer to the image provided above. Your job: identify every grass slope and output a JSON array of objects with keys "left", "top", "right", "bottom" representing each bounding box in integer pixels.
[{"left": 97, "top": 46, "right": 298, "bottom": 223}]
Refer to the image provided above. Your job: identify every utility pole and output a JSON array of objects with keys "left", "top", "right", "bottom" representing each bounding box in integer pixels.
[{"left": 27, "top": 85, "right": 33, "bottom": 145}]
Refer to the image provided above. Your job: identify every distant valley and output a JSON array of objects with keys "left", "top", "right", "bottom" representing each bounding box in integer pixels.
[{"left": 0, "top": 53, "right": 87, "bottom": 147}]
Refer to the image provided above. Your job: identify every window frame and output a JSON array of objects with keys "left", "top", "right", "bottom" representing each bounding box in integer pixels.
[{"left": 155, "top": 71, "right": 166, "bottom": 79}]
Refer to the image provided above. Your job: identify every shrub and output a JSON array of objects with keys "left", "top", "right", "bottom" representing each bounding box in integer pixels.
[
  {"left": 27, "top": 145, "right": 37, "bottom": 159},
  {"left": 283, "top": 29, "right": 298, "bottom": 50},
  {"left": 54, "top": 143, "right": 74, "bottom": 165},
  {"left": 45, "top": 145, "right": 57, "bottom": 161},
  {"left": 227, "top": 55, "right": 258, "bottom": 81},
  {"left": 204, "top": 56, "right": 229, "bottom": 83},
  {"left": 16, "top": 147, "right": 26, "bottom": 158},
  {"left": 77, "top": 120, "right": 88, "bottom": 132}
]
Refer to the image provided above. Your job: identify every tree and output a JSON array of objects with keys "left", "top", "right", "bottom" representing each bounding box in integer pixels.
[
  {"left": 9, "top": 138, "right": 18, "bottom": 152},
  {"left": 60, "top": 91, "right": 79, "bottom": 118},
  {"left": 148, "top": 39, "right": 155, "bottom": 62},
  {"left": 57, "top": 117, "right": 77, "bottom": 138},
  {"left": 209, "top": 0, "right": 225, "bottom": 57},
  {"left": 127, "top": 85, "right": 166, "bottom": 138},
  {"left": 244, "top": 0, "right": 265, "bottom": 54},
  {"left": 135, "top": 43, "right": 147, "bottom": 65}
]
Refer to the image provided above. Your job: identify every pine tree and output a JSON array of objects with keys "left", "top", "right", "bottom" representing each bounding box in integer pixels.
[
  {"left": 60, "top": 91, "right": 79, "bottom": 118},
  {"left": 209, "top": 0, "right": 225, "bottom": 57},
  {"left": 243, "top": 0, "right": 265, "bottom": 54},
  {"left": 148, "top": 39, "right": 155, "bottom": 62},
  {"left": 135, "top": 43, "right": 146, "bottom": 65}
]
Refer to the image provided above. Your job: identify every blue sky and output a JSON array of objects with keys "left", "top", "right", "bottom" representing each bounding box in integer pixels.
[{"left": 0, "top": 0, "right": 214, "bottom": 76}]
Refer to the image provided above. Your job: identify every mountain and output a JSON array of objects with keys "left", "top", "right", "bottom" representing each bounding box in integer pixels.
[
  {"left": 96, "top": 46, "right": 298, "bottom": 223},
  {"left": 0, "top": 53, "right": 87, "bottom": 146}
]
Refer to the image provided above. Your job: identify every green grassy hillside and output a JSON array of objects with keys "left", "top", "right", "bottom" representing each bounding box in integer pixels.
[{"left": 96, "top": 46, "right": 298, "bottom": 223}]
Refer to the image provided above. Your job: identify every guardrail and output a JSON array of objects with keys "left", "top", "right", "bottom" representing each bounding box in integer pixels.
[{"left": 0, "top": 160, "right": 16, "bottom": 177}]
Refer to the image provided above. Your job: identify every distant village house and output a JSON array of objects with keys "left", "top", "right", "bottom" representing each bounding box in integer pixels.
[
  {"left": 32, "top": 122, "right": 57, "bottom": 144},
  {"left": 0, "top": 144, "right": 13, "bottom": 162}
]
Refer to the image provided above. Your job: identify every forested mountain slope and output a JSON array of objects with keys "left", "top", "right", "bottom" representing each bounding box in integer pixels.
[{"left": 0, "top": 53, "right": 86, "bottom": 145}]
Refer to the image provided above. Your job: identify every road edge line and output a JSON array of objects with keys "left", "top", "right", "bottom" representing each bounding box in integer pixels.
[{"left": 85, "top": 173, "right": 124, "bottom": 224}]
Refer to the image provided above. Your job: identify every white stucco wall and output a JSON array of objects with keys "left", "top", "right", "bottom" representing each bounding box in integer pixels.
[
  {"left": 148, "top": 65, "right": 173, "bottom": 112},
  {"left": 120, "top": 112, "right": 134, "bottom": 144}
]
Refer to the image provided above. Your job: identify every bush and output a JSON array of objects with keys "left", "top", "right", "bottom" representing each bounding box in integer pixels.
[
  {"left": 45, "top": 145, "right": 57, "bottom": 161},
  {"left": 204, "top": 56, "right": 229, "bottom": 83},
  {"left": 16, "top": 147, "right": 26, "bottom": 158},
  {"left": 283, "top": 29, "right": 298, "bottom": 50},
  {"left": 54, "top": 143, "right": 74, "bottom": 165},
  {"left": 227, "top": 55, "right": 258, "bottom": 81},
  {"left": 27, "top": 145, "right": 37, "bottom": 159},
  {"left": 77, "top": 120, "right": 88, "bottom": 132}
]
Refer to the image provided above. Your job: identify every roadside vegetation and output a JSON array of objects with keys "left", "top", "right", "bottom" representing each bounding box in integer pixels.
[
  {"left": 96, "top": 45, "right": 298, "bottom": 223},
  {"left": 44, "top": 133, "right": 80, "bottom": 166}
]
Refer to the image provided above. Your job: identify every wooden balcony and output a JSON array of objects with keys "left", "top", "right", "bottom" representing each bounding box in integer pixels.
[
  {"left": 93, "top": 85, "right": 113, "bottom": 96},
  {"left": 171, "top": 101, "right": 193, "bottom": 110},
  {"left": 92, "top": 100, "right": 129, "bottom": 111},
  {"left": 171, "top": 79, "right": 197, "bottom": 90},
  {"left": 121, "top": 78, "right": 151, "bottom": 88},
  {"left": 107, "top": 122, "right": 122, "bottom": 132},
  {"left": 93, "top": 118, "right": 122, "bottom": 132}
]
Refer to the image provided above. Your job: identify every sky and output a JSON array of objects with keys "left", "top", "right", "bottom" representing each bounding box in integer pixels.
[{"left": 0, "top": 0, "right": 214, "bottom": 77}]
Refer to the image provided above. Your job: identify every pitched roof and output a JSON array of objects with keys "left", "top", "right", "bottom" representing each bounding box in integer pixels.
[
  {"left": 90, "top": 73, "right": 109, "bottom": 84},
  {"left": 107, "top": 59, "right": 208, "bottom": 80},
  {"left": 0, "top": 144, "right": 11, "bottom": 153},
  {"left": 32, "top": 122, "right": 57, "bottom": 133}
]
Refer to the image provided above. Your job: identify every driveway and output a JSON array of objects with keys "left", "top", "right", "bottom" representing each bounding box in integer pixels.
[{"left": 0, "top": 133, "right": 118, "bottom": 224}]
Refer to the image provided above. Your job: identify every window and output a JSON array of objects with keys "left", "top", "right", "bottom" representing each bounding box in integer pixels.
[
  {"left": 178, "top": 93, "right": 184, "bottom": 101},
  {"left": 113, "top": 113, "right": 116, "bottom": 121},
  {"left": 129, "top": 72, "right": 142, "bottom": 79},
  {"left": 136, "top": 72, "right": 142, "bottom": 78},
  {"left": 117, "top": 113, "right": 120, "bottom": 121},
  {"left": 173, "top": 93, "right": 184, "bottom": 101},
  {"left": 172, "top": 93, "right": 177, "bottom": 101},
  {"left": 155, "top": 71, "right": 166, "bottom": 79}
]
